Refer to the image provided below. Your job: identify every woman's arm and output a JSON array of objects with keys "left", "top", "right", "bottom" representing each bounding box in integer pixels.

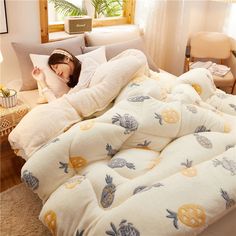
[{"left": 32, "top": 67, "right": 57, "bottom": 102}]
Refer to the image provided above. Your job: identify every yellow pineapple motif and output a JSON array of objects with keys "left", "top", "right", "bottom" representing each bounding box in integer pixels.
[
  {"left": 64, "top": 176, "right": 85, "bottom": 189},
  {"left": 44, "top": 210, "right": 57, "bottom": 236},
  {"left": 69, "top": 156, "right": 87, "bottom": 169},
  {"left": 161, "top": 109, "right": 180, "bottom": 123},
  {"left": 59, "top": 156, "right": 87, "bottom": 173},
  {"left": 167, "top": 204, "right": 206, "bottom": 229},
  {"left": 192, "top": 84, "right": 202, "bottom": 95},
  {"left": 131, "top": 76, "right": 147, "bottom": 83},
  {"left": 79, "top": 120, "right": 94, "bottom": 131},
  {"left": 224, "top": 123, "right": 231, "bottom": 133},
  {"left": 181, "top": 159, "right": 197, "bottom": 177}
]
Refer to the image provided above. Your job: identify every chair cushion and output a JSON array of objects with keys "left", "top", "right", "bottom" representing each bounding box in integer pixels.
[{"left": 213, "top": 71, "right": 235, "bottom": 87}]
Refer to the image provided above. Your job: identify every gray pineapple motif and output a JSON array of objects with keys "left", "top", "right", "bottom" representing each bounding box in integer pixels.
[
  {"left": 21, "top": 170, "right": 39, "bottom": 190},
  {"left": 194, "top": 133, "right": 212, "bottom": 149},
  {"left": 216, "top": 93, "right": 228, "bottom": 99},
  {"left": 186, "top": 105, "right": 198, "bottom": 114},
  {"left": 133, "top": 183, "right": 163, "bottom": 195},
  {"left": 154, "top": 113, "right": 163, "bottom": 125},
  {"left": 106, "top": 219, "right": 140, "bottom": 236},
  {"left": 220, "top": 189, "right": 235, "bottom": 209},
  {"left": 137, "top": 140, "right": 151, "bottom": 148},
  {"left": 129, "top": 83, "right": 140, "bottom": 88},
  {"left": 229, "top": 104, "right": 236, "bottom": 112},
  {"left": 108, "top": 158, "right": 135, "bottom": 170},
  {"left": 226, "top": 144, "right": 235, "bottom": 151},
  {"left": 59, "top": 161, "right": 69, "bottom": 173},
  {"left": 194, "top": 125, "right": 211, "bottom": 133},
  {"left": 101, "top": 175, "right": 116, "bottom": 208},
  {"left": 213, "top": 157, "right": 236, "bottom": 175},
  {"left": 112, "top": 113, "right": 138, "bottom": 134},
  {"left": 181, "top": 159, "right": 193, "bottom": 168},
  {"left": 127, "top": 95, "right": 150, "bottom": 102},
  {"left": 106, "top": 144, "right": 118, "bottom": 158}
]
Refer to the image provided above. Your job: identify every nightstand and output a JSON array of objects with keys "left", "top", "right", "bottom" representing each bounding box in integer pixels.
[
  {"left": 0, "top": 100, "right": 29, "bottom": 192},
  {"left": 0, "top": 100, "right": 29, "bottom": 139}
]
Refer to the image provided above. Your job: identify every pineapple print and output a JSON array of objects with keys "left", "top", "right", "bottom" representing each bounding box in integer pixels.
[
  {"left": 106, "top": 144, "right": 118, "bottom": 158},
  {"left": 186, "top": 105, "right": 198, "bottom": 114},
  {"left": 213, "top": 157, "right": 236, "bottom": 175},
  {"left": 194, "top": 133, "right": 212, "bottom": 149},
  {"left": 112, "top": 113, "right": 139, "bottom": 134},
  {"left": 133, "top": 183, "right": 163, "bottom": 195},
  {"left": 229, "top": 104, "right": 236, "bottom": 112},
  {"left": 159, "top": 109, "right": 180, "bottom": 124},
  {"left": 127, "top": 95, "right": 150, "bottom": 102},
  {"left": 64, "top": 176, "right": 85, "bottom": 189},
  {"left": 154, "top": 113, "right": 163, "bottom": 125},
  {"left": 79, "top": 120, "right": 94, "bottom": 130},
  {"left": 192, "top": 83, "right": 202, "bottom": 95},
  {"left": 224, "top": 123, "right": 231, "bottom": 133},
  {"left": 220, "top": 189, "right": 235, "bottom": 209},
  {"left": 181, "top": 159, "right": 197, "bottom": 177},
  {"left": 136, "top": 140, "right": 151, "bottom": 150},
  {"left": 76, "top": 230, "right": 84, "bottom": 236},
  {"left": 194, "top": 125, "right": 211, "bottom": 133},
  {"left": 216, "top": 93, "right": 227, "bottom": 99},
  {"left": 108, "top": 158, "right": 135, "bottom": 169},
  {"left": 21, "top": 170, "right": 39, "bottom": 190},
  {"left": 59, "top": 156, "right": 87, "bottom": 173},
  {"left": 106, "top": 219, "right": 140, "bottom": 236},
  {"left": 166, "top": 204, "right": 206, "bottom": 229},
  {"left": 44, "top": 210, "right": 57, "bottom": 236},
  {"left": 225, "top": 144, "right": 235, "bottom": 151},
  {"left": 101, "top": 175, "right": 116, "bottom": 208}
]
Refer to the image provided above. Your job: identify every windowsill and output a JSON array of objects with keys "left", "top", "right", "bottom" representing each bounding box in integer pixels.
[{"left": 49, "top": 24, "right": 140, "bottom": 42}]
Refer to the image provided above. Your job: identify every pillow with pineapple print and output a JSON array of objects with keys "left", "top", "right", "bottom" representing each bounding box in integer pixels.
[{"left": 178, "top": 68, "right": 216, "bottom": 101}]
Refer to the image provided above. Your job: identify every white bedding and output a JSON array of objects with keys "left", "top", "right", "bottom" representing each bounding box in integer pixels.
[{"left": 8, "top": 53, "right": 236, "bottom": 236}]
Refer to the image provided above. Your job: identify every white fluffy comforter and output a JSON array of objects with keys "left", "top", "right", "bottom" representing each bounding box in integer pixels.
[{"left": 13, "top": 58, "right": 236, "bottom": 235}]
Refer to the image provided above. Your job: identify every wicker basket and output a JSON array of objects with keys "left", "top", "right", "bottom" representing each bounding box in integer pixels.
[{"left": 0, "top": 89, "right": 17, "bottom": 108}]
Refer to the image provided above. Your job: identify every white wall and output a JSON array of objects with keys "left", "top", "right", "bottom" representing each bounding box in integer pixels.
[{"left": 0, "top": 0, "right": 40, "bottom": 85}]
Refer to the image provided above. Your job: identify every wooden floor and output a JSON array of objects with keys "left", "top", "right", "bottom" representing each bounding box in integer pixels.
[{"left": 0, "top": 137, "right": 25, "bottom": 192}]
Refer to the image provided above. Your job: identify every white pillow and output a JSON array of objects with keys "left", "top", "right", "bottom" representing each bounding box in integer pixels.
[{"left": 30, "top": 46, "right": 107, "bottom": 102}]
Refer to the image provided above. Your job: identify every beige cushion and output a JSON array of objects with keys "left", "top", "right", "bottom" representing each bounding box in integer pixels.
[
  {"left": 191, "top": 32, "right": 231, "bottom": 59},
  {"left": 84, "top": 26, "right": 140, "bottom": 46},
  {"left": 12, "top": 36, "right": 85, "bottom": 91},
  {"left": 82, "top": 37, "right": 160, "bottom": 72},
  {"left": 213, "top": 71, "right": 235, "bottom": 87}
]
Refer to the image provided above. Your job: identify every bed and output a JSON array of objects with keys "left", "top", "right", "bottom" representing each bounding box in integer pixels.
[{"left": 8, "top": 34, "right": 236, "bottom": 236}]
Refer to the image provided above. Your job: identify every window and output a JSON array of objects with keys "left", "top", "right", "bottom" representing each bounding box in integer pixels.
[
  {"left": 39, "top": 0, "right": 136, "bottom": 43},
  {"left": 223, "top": 3, "right": 236, "bottom": 39}
]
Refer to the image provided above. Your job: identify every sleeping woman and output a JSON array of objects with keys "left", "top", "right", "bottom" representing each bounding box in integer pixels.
[{"left": 32, "top": 48, "right": 82, "bottom": 102}]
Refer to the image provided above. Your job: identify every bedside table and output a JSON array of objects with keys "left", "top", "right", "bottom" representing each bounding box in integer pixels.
[
  {"left": 0, "top": 99, "right": 29, "bottom": 139},
  {"left": 0, "top": 100, "right": 29, "bottom": 192}
]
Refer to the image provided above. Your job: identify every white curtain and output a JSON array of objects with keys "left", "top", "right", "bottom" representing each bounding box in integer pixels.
[{"left": 134, "top": 0, "right": 210, "bottom": 76}]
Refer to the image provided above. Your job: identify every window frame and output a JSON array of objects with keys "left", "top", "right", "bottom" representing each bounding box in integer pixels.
[{"left": 39, "top": 0, "right": 136, "bottom": 43}]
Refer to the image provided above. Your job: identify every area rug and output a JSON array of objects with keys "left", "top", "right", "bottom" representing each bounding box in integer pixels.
[{"left": 0, "top": 183, "right": 51, "bottom": 236}]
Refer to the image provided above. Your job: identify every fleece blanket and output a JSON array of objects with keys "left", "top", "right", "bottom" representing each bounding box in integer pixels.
[{"left": 19, "top": 66, "right": 236, "bottom": 236}]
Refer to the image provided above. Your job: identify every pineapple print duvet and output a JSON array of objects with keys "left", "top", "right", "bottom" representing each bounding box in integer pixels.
[{"left": 21, "top": 68, "right": 236, "bottom": 236}]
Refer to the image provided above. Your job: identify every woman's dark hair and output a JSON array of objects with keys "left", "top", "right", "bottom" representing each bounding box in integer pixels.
[{"left": 48, "top": 49, "right": 81, "bottom": 88}]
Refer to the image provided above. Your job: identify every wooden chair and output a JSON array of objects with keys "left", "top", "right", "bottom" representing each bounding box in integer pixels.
[{"left": 184, "top": 31, "right": 236, "bottom": 94}]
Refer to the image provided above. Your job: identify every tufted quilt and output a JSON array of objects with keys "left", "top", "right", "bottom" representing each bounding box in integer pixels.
[{"left": 21, "top": 68, "right": 236, "bottom": 236}]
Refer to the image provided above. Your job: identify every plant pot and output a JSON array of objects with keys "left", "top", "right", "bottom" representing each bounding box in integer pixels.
[{"left": 0, "top": 89, "right": 17, "bottom": 108}]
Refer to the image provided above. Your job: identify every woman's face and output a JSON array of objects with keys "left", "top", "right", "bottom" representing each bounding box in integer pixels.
[{"left": 50, "top": 57, "right": 74, "bottom": 83}]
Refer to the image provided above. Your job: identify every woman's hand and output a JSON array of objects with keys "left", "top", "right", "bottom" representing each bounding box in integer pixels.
[{"left": 32, "top": 67, "right": 46, "bottom": 82}]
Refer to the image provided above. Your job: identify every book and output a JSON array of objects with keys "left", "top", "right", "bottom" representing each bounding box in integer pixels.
[{"left": 190, "top": 61, "right": 230, "bottom": 76}]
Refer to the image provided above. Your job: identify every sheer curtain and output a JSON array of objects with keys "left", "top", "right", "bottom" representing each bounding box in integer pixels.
[{"left": 135, "top": 0, "right": 208, "bottom": 76}]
